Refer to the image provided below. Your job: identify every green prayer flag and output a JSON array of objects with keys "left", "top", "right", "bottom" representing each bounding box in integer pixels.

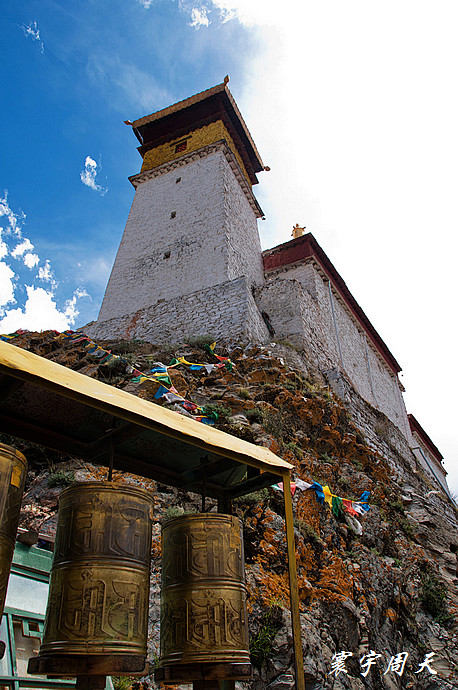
[{"left": 331, "top": 495, "right": 343, "bottom": 517}]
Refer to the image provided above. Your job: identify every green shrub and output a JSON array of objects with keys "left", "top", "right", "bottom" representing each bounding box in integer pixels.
[
  {"left": 388, "top": 499, "right": 405, "bottom": 515},
  {"left": 164, "top": 506, "right": 184, "bottom": 518},
  {"left": 202, "top": 404, "right": 232, "bottom": 422},
  {"left": 48, "top": 470, "right": 75, "bottom": 488},
  {"left": 398, "top": 517, "right": 414, "bottom": 539},
  {"left": 250, "top": 603, "right": 283, "bottom": 668},
  {"left": 284, "top": 441, "right": 303, "bottom": 459},
  {"left": 234, "top": 488, "right": 270, "bottom": 506},
  {"left": 245, "top": 408, "right": 264, "bottom": 424},
  {"left": 263, "top": 410, "right": 284, "bottom": 438},
  {"left": 111, "top": 677, "right": 134, "bottom": 690},
  {"left": 294, "top": 519, "right": 323, "bottom": 548},
  {"left": 420, "top": 573, "right": 453, "bottom": 626}
]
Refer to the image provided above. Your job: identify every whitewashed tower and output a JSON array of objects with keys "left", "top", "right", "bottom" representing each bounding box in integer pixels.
[{"left": 89, "top": 79, "right": 270, "bottom": 343}]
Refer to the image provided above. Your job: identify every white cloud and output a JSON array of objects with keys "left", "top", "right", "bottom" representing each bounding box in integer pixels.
[
  {"left": 11, "top": 238, "right": 34, "bottom": 258},
  {"left": 63, "top": 287, "right": 89, "bottom": 324},
  {"left": 0, "top": 192, "right": 24, "bottom": 238},
  {"left": 207, "top": 0, "right": 264, "bottom": 26},
  {"left": 0, "top": 194, "right": 90, "bottom": 333},
  {"left": 136, "top": 0, "right": 155, "bottom": 7},
  {"left": 38, "top": 259, "right": 58, "bottom": 288},
  {"left": 80, "top": 156, "right": 108, "bottom": 195},
  {"left": 0, "top": 262, "right": 16, "bottom": 311},
  {"left": 20, "top": 21, "right": 44, "bottom": 53},
  {"left": 0, "top": 286, "right": 88, "bottom": 333},
  {"left": 86, "top": 54, "right": 171, "bottom": 113},
  {"left": 189, "top": 7, "right": 210, "bottom": 27},
  {"left": 23, "top": 253, "right": 40, "bottom": 269}
]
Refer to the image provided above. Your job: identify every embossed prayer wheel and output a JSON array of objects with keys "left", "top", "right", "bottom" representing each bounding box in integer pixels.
[
  {"left": 158, "top": 513, "right": 251, "bottom": 682},
  {"left": 0, "top": 444, "right": 27, "bottom": 621},
  {"left": 31, "top": 482, "right": 153, "bottom": 675}
]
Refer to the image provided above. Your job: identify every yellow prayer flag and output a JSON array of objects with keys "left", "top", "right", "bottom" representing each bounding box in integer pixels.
[{"left": 323, "top": 485, "right": 333, "bottom": 508}]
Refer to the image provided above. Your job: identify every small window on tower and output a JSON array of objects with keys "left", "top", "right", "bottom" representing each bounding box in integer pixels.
[
  {"left": 175, "top": 140, "right": 188, "bottom": 154},
  {"left": 163, "top": 251, "right": 171, "bottom": 259}
]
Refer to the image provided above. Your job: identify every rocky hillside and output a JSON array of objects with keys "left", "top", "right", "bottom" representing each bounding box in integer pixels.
[{"left": 3, "top": 330, "right": 457, "bottom": 690}]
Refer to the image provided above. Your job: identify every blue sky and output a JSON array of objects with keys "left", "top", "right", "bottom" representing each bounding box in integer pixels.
[
  {"left": 1, "top": 0, "right": 458, "bottom": 495},
  {"left": 0, "top": 0, "right": 257, "bottom": 328}
]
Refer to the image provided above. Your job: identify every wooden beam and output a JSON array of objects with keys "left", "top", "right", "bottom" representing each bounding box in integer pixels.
[
  {"left": 223, "top": 471, "right": 280, "bottom": 499},
  {"left": 87, "top": 422, "right": 144, "bottom": 459},
  {"left": 180, "top": 456, "right": 243, "bottom": 488},
  {"left": 282, "top": 472, "right": 305, "bottom": 690},
  {"left": 0, "top": 412, "right": 87, "bottom": 456}
]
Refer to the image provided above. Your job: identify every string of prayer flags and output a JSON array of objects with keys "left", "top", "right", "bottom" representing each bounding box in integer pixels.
[
  {"left": 201, "top": 408, "right": 219, "bottom": 422},
  {"left": 0, "top": 329, "right": 231, "bottom": 426},
  {"left": 272, "top": 478, "right": 371, "bottom": 521},
  {"left": 342, "top": 499, "right": 359, "bottom": 516},
  {"left": 162, "top": 387, "right": 185, "bottom": 404},
  {"left": 309, "top": 481, "right": 325, "bottom": 505},
  {"left": 204, "top": 342, "right": 234, "bottom": 370},
  {"left": 272, "top": 482, "right": 297, "bottom": 496},
  {"left": 154, "top": 385, "right": 170, "bottom": 399},
  {"left": 308, "top": 481, "right": 371, "bottom": 518},
  {"left": 295, "top": 478, "right": 313, "bottom": 491}
]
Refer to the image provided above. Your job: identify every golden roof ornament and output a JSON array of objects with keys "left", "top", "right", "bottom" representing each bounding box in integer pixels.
[{"left": 292, "top": 223, "right": 305, "bottom": 239}]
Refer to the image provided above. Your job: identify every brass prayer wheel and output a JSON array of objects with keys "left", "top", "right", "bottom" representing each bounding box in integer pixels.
[
  {"left": 0, "top": 444, "right": 27, "bottom": 620},
  {"left": 158, "top": 513, "right": 250, "bottom": 681},
  {"left": 32, "top": 481, "right": 153, "bottom": 675}
]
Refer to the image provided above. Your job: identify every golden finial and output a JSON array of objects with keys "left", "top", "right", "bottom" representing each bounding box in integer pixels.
[
  {"left": 224, "top": 75, "right": 230, "bottom": 85},
  {"left": 292, "top": 223, "right": 305, "bottom": 239}
]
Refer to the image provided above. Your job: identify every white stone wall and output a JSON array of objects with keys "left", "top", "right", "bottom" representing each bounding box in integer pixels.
[
  {"left": 98, "top": 148, "right": 263, "bottom": 324},
  {"left": 259, "top": 262, "right": 411, "bottom": 438},
  {"left": 221, "top": 155, "right": 265, "bottom": 286},
  {"left": 255, "top": 278, "right": 334, "bottom": 379},
  {"left": 411, "top": 434, "right": 451, "bottom": 497},
  {"left": 87, "top": 276, "right": 269, "bottom": 345}
]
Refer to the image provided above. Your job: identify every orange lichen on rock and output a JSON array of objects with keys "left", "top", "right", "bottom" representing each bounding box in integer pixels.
[
  {"left": 296, "top": 491, "right": 321, "bottom": 533},
  {"left": 250, "top": 556, "right": 290, "bottom": 608},
  {"left": 314, "top": 553, "right": 354, "bottom": 603}
]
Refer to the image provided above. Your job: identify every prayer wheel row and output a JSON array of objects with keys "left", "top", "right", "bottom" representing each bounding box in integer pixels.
[
  {"left": 0, "top": 443, "right": 250, "bottom": 681},
  {"left": 24, "top": 474, "right": 251, "bottom": 681}
]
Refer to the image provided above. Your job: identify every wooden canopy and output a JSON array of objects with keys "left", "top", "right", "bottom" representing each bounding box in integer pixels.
[{"left": 0, "top": 341, "right": 291, "bottom": 500}]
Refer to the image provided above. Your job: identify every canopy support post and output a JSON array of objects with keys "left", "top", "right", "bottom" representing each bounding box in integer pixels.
[{"left": 282, "top": 472, "right": 305, "bottom": 690}]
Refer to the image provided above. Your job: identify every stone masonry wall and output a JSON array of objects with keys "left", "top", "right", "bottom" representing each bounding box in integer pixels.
[
  {"left": 221, "top": 152, "right": 265, "bottom": 287},
  {"left": 86, "top": 275, "right": 270, "bottom": 344},
  {"left": 410, "top": 431, "right": 451, "bottom": 497},
  {"left": 258, "top": 262, "right": 411, "bottom": 439},
  {"left": 255, "top": 278, "right": 334, "bottom": 379},
  {"left": 98, "top": 148, "right": 264, "bottom": 324}
]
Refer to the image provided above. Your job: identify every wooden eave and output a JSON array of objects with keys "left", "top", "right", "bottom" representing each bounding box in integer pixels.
[
  {"left": 129, "top": 83, "right": 264, "bottom": 184},
  {"left": 0, "top": 341, "right": 291, "bottom": 500}
]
